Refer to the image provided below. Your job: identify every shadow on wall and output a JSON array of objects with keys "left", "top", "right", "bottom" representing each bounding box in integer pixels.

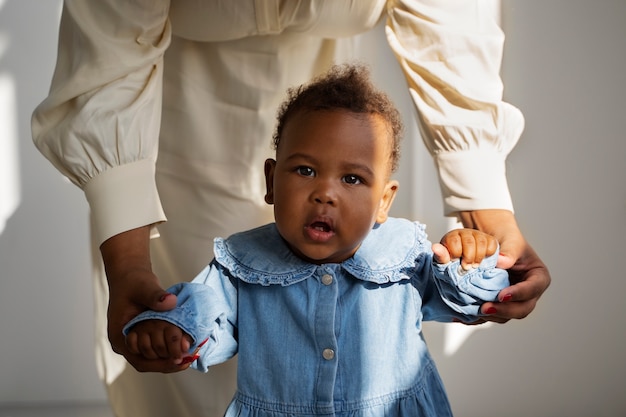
[
  {"left": 0, "top": 0, "right": 107, "bottom": 404},
  {"left": 0, "top": 0, "right": 19, "bottom": 235}
]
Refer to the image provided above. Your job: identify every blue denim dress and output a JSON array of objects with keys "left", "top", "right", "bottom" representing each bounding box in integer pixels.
[{"left": 125, "top": 217, "right": 509, "bottom": 416}]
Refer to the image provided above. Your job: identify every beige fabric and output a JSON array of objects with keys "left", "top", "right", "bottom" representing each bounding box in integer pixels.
[
  {"left": 32, "top": 1, "right": 523, "bottom": 416},
  {"left": 386, "top": 0, "right": 523, "bottom": 213}
]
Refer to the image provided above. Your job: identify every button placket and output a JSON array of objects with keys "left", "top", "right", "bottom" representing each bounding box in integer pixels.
[
  {"left": 254, "top": 0, "right": 280, "bottom": 34},
  {"left": 314, "top": 267, "right": 339, "bottom": 401},
  {"left": 320, "top": 272, "right": 336, "bottom": 361}
]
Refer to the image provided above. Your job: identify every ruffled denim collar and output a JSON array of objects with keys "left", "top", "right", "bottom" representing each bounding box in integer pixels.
[{"left": 213, "top": 217, "right": 431, "bottom": 286}]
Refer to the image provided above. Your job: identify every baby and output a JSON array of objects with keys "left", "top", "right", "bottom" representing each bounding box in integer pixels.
[{"left": 123, "top": 63, "right": 509, "bottom": 417}]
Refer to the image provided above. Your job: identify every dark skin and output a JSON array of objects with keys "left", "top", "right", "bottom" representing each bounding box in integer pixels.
[
  {"left": 103, "top": 211, "right": 549, "bottom": 372},
  {"left": 100, "top": 225, "right": 181, "bottom": 372},
  {"left": 112, "top": 110, "right": 549, "bottom": 372},
  {"left": 122, "top": 228, "right": 499, "bottom": 370},
  {"left": 458, "top": 209, "right": 549, "bottom": 323}
]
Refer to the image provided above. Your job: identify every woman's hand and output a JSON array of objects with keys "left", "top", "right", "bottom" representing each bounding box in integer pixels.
[
  {"left": 100, "top": 226, "right": 184, "bottom": 372},
  {"left": 458, "top": 209, "right": 551, "bottom": 323}
]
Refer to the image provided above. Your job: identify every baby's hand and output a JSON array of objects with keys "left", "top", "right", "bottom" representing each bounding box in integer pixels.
[
  {"left": 125, "top": 319, "right": 194, "bottom": 365},
  {"left": 432, "top": 229, "right": 498, "bottom": 270}
]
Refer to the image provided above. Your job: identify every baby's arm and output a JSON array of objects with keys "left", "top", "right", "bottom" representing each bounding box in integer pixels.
[
  {"left": 126, "top": 319, "right": 196, "bottom": 366},
  {"left": 432, "top": 228, "right": 498, "bottom": 270},
  {"left": 122, "top": 279, "right": 239, "bottom": 373}
]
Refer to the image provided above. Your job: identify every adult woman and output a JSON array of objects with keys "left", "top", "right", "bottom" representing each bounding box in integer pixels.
[{"left": 32, "top": 1, "right": 550, "bottom": 416}]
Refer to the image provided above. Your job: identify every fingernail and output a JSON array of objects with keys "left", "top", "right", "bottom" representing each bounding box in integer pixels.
[
  {"left": 485, "top": 307, "right": 497, "bottom": 315},
  {"left": 180, "top": 355, "right": 199, "bottom": 365},
  {"left": 501, "top": 293, "right": 513, "bottom": 302},
  {"left": 159, "top": 293, "right": 172, "bottom": 302}
]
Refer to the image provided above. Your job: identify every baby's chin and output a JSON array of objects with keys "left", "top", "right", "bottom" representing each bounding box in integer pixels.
[{"left": 288, "top": 242, "right": 359, "bottom": 265}]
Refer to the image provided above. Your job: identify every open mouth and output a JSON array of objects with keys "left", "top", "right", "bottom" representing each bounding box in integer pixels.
[
  {"left": 305, "top": 219, "right": 335, "bottom": 242},
  {"left": 310, "top": 221, "right": 332, "bottom": 233}
]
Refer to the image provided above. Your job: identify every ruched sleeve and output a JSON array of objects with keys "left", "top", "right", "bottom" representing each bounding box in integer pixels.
[
  {"left": 385, "top": 0, "right": 524, "bottom": 215},
  {"left": 31, "top": 0, "right": 171, "bottom": 244},
  {"left": 431, "top": 250, "right": 509, "bottom": 318},
  {"left": 122, "top": 277, "right": 239, "bottom": 373}
]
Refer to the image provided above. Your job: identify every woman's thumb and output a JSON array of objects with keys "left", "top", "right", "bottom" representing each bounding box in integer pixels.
[{"left": 142, "top": 283, "right": 177, "bottom": 312}]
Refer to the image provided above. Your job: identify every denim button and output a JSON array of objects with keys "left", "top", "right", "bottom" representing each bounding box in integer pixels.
[
  {"left": 321, "top": 274, "right": 333, "bottom": 285},
  {"left": 322, "top": 348, "right": 335, "bottom": 360}
]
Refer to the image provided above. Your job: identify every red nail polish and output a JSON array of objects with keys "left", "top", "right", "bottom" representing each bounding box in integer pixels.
[
  {"left": 485, "top": 306, "right": 497, "bottom": 315},
  {"left": 159, "top": 293, "right": 172, "bottom": 302},
  {"left": 180, "top": 355, "right": 199, "bottom": 365},
  {"left": 501, "top": 293, "right": 513, "bottom": 302}
]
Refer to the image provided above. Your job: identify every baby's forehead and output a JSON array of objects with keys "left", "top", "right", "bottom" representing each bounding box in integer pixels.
[
  {"left": 283, "top": 109, "right": 391, "bottom": 138},
  {"left": 278, "top": 111, "right": 395, "bottom": 170},
  {"left": 280, "top": 109, "right": 392, "bottom": 145}
]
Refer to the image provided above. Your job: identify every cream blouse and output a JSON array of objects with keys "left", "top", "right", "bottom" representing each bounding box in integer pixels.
[{"left": 32, "top": 0, "right": 523, "bottom": 245}]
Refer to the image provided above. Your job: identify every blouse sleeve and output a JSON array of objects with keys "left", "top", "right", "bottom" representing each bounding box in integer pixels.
[
  {"left": 31, "top": 0, "right": 171, "bottom": 244},
  {"left": 385, "top": 0, "right": 524, "bottom": 215}
]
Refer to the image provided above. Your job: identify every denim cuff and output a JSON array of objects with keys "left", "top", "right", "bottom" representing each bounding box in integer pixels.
[
  {"left": 122, "top": 282, "right": 224, "bottom": 353},
  {"left": 432, "top": 249, "right": 509, "bottom": 316}
]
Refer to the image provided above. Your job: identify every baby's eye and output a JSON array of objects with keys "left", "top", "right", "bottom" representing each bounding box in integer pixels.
[
  {"left": 296, "top": 166, "right": 315, "bottom": 177},
  {"left": 343, "top": 174, "right": 362, "bottom": 185}
]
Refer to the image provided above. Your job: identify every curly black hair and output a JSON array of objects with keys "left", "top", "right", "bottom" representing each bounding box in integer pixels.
[{"left": 272, "top": 63, "right": 403, "bottom": 173}]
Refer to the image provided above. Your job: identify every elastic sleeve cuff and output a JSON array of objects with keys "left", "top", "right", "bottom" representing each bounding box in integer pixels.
[
  {"left": 83, "top": 159, "right": 167, "bottom": 245},
  {"left": 435, "top": 149, "right": 514, "bottom": 215},
  {"left": 122, "top": 283, "right": 216, "bottom": 350},
  {"left": 432, "top": 249, "right": 510, "bottom": 317}
]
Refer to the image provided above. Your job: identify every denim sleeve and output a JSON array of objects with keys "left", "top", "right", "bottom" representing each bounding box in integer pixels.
[
  {"left": 122, "top": 273, "right": 238, "bottom": 372},
  {"left": 429, "top": 250, "right": 510, "bottom": 319}
]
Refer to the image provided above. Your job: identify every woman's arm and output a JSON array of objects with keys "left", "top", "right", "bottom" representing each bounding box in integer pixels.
[
  {"left": 32, "top": 0, "right": 171, "bottom": 244},
  {"left": 31, "top": 0, "right": 176, "bottom": 368},
  {"left": 385, "top": 0, "right": 550, "bottom": 320}
]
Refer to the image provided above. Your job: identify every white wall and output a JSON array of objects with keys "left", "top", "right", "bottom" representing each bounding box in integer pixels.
[
  {"left": 0, "top": 0, "right": 105, "bottom": 404},
  {"left": 435, "top": 1, "right": 626, "bottom": 416},
  {"left": 0, "top": 0, "right": 624, "bottom": 415}
]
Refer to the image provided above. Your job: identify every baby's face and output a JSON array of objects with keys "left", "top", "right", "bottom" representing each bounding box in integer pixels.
[{"left": 264, "top": 110, "right": 398, "bottom": 264}]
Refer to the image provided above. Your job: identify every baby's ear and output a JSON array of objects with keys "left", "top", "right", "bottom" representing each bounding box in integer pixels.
[
  {"left": 264, "top": 159, "right": 276, "bottom": 204},
  {"left": 375, "top": 180, "right": 399, "bottom": 224}
]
